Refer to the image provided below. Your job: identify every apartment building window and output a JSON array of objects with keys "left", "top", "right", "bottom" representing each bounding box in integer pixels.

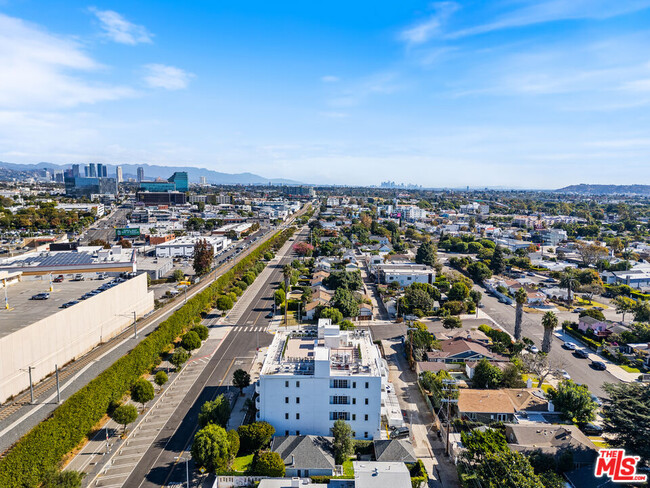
[
  {"left": 365, "top": 398, "right": 368, "bottom": 405},
  {"left": 296, "top": 381, "right": 300, "bottom": 387},
  {"left": 352, "top": 414, "right": 356, "bottom": 421},
  {"left": 364, "top": 432, "right": 368, "bottom": 439},
  {"left": 285, "top": 380, "right": 289, "bottom": 387},
  {"left": 330, "top": 379, "right": 349, "bottom": 388},
  {"left": 285, "top": 430, "right": 289, "bottom": 435},
  {"left": 364, "top": 414, "right": 368, "bottom": 421},
  {"left": 329, "top": 412, "right": 351, "bottom": 421},
  {"left": 352, "top": 382, "right": 357, "bottom": 388},
  {"left": 285, "top": 413, "right": 289, "bottom": 419},
  {"left": 352, "top": 398, "right": 356, "bottom": 405},
  {"left": 330, "top": 396, "right": 349, "bottom": 405},
  {"left": 296, "top": 397, "right": 300, "bottom": 404},
  {"left": 365, "top": 382, "right": 369, "bottom": 389},
  {"left": 296, "top": 430, "right": 300, "bottom": 435},
  {"left": 285, "top": 397, "right": 289, "bottom": 404},
  {"left": 296, "top": 413, "right": 300, "bottom": 420}
]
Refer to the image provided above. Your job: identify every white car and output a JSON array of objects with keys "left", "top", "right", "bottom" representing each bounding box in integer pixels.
[
  {"left": 529, "top": 345, "right": 539, "bottom": 354},
  {"left": 564, "top": 341, "right": 577, "bottom": 351},
  {"left": 559, "top": 369, "right": 571, "bottom": 380}
]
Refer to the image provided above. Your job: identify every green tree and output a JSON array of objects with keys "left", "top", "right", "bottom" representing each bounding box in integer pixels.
[
  {"left": 217, "top": 295, "right": 234, "bottom": 311},
  {"left": 602, "top": 382, "right": 650, "bottom": 462},
  {"left": 192, "top": 324, "right": 209, "bottom": 341},
  {"left": 323, "top": 270, "right": 363, "bottom": 291},
  {"left": 547, "top": 380, "right": 597, "bottom": 424},
  {"left": 541, "top": 312, "right": 557, "bottom": 354},
  {"left": 41, "top": 468, "right": 85, "bottom": 488},
  {"left": 193, "top": 239, "right": 214, "bottom": 276},
  {"left": 559, "top": 271, "right": 579, "bottom": 304},
  {"left": 232, "top": 369, "right": 251, "bottom": 396},
  {"left": 154, "top": 371, "right": 168, "bottom": 386},
  {"left": 633, "top": 300, "right": 650, "bottom": 322},
  {"left": 332, "top": 419, "right": 354, "bottom": 464},
  {"left": 339, "top": 319, "right": 356, "bottom": 330},
  {"left": 273, "top": 289, "right": 286, "bottom": 307},
  {"left": 198, "top": 395, "right": 231, "bottom": 428},
  {"left": 332, "top": 288, "right": 360, "bottom": 318},
  {"left": 401, "top": 286, "right": 435, "bottom": 315},
  {"left": 514, "top": 287, "right": 527, "bottom": 341},
  {"left": 443, "top": 316, "right": 462, "bottom": 329},
  {"left": 612, "top": 295, "right": 635, "bottom": 322},
  {"left": 319, "top": 307, "right": 344, "bottom": 324},
  {"left": 181, "top": 331, "right": 202, "bottom": 351},
  {"left": 251, "top": 451, "right": 285, "bottom": 477},
  {"left": 448, "top": 282, "right": 470, "bottom": 301},
  {"left": 130, "top": 378, "right": 155, "bottom": 411},
  {"left": 111, "top": 404, "right": 138, "bottom": 433},
  {"left": 170, "top": 347, "right": 190, "bottom": 369},
  {"left": 415, "top": 240, "right": 437, "bottom": 267},
  {"left": 469, "top": 450, "right": 545, "bottom": 488},
  {"left": 490, "top": 246, "right": 505, "bottom": 275},
  {"left": 237, "top": 421, "right": 275, "bottom": 454},
  {"left": 227, "top": 430, "right": 240, "bottom": 458},
  {"left": 467, "top": 261, "right": 492, "bottom": 283},
  {"left": 472, "top": 359, "right": 503, "bottom": 389},
  {"left": 501, "top": 364, "right": 525, "bottom": 388},
  {"left": 461, "top": 428, "right": 509, "bottom": 462},
  {"left": 173, "top": 269, "right": 185, "bottom": 282},
  {"left": 191, "top": 424, "right": 231, "bottom": 472}
]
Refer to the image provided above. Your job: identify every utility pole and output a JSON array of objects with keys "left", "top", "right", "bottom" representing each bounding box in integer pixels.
[
  {"left": 4, "top": 285, "right": 8, "bottom": 310},
  {"left": 55, "top": 364, "right": 61, "bottom": 404},
  {"left": 133, "top": 311, "right": 137, "bottom": 339},
  {"left": 28, "top": 366, "right": 35, "bottom": 404},
  {"left": 441, "top": 379, "right": 459, "bottom": 457}
]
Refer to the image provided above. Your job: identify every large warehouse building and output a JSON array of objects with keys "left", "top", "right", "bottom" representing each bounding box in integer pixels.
[{"left": 0, "top": 272, "right": 154, "bottom": 403}]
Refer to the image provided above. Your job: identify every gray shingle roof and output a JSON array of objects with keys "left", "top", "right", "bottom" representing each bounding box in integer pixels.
[
  {"left": 373, "top": 439, "right": 417, "bottom": 463},
  {"left": 271, "top": 435, "right": 335, "bottom": 470}
]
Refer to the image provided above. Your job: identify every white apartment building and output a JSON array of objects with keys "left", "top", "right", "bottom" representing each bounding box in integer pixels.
[
  {"left": 257, "top": 321, "right": 386, "bottom": 440},
  {"left": 459, "top": 202, "right": 489, "bottom": 215},
  {"left": 154, "top": 235, "right": 230, "bottom": 258},
  {"left": 374, "top": 263, "right": 435, "bottom": 286}
]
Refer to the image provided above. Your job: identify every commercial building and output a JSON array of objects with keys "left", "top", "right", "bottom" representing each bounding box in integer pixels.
[
  {"left": 374, "top": 263, "right": 435, "bottom": 286},
  {"left": 116, "top": 166, "right": 123, "bottom": 183},
  {"left": 257, "top": 321, "right": 386, "bottom": 439},
  {"left": 137, "top": 167, "right": 145, "bottom": 182},
  {"left": 56, "top": 202, "right": 105, "bottom": 218},
  {"left": 138, "top": 171, "right": 189, "bottom": 193},
  {"left": 154, "top": 235, "right": 230, "bottom": 258},
  {"left": 213, "top": 222, "right": 254, "bottom": 238},
  {"left": 0, "top": 273, "right": 154, "bottom": 403},
  {"left": 136, "top": 191, "right": 187, "bottom": 206}
]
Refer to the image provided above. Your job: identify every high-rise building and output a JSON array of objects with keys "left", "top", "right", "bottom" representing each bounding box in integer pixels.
[
  {"left": 137, "top": 167, "right": 145, "bottom": 182},
  {"left": 168, "top": 171, "right": 189, "bottom": 191},
  {"left": 97, "top": 163, "right": 107, "bottom": 178},
  {"left": 116, "top": 166, "right": 123, "bottom": 183},
  {"left": 71, "top": 164, "right": 80, "bottom": 178},
  {"left": 85, "top": 163, "right": 97, "bottom": 178},
  {"left": 200, "top": 176, "right": 207, "bottom": 185}
]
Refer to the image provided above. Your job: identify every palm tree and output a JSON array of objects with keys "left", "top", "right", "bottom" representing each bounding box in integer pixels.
[
  {"left": 559, "top": 271, "right": 579, "bottom": 305},
  {"left": 282, "top": 264, "right": 292, "bottom": 325},
  {"left": 541, "top": 311, "right": 558, "bottom": 353},
  {"left": 514, "top": 287, "right": 527, "bottom": 340}
]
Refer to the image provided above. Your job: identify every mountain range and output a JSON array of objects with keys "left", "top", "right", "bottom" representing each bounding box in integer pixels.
[
  {"left": 0, "top": 161, "right": 303, "bottom": 186},
  {"left": 555, "top": 184, "right": 650, "bottom": 196}
]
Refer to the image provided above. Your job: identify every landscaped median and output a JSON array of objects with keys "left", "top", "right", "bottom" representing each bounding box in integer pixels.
[{"left": 0, "top": 226, "right": 296, "bottom": 488}]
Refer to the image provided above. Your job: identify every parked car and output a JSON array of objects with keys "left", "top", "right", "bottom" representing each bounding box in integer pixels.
[
  {"left": 591, "top": 360, "right": 607, "bottom": 371},
  {"left": 581, "top": 423, "right": 603, "bottom": 435},
  {"left": 73, "top": 274, "right": 85, "bottom": 281},
  {"left": 60, "top": 300, "right": 79, "bottom": 308},
  {"left": 559, "top": 369, "right": 571, "bottom": 380},
  {"left": 563, "top": 341, "right": 577, "bottom": 351},
  {"left": 31, "top": 293, "right": 50, "bottom": 300},
  {"left": 390, "top": 427, "right": 410, "bottom": 439},
  {"left": 574, "top": 348, "right": 590, "bottom": 359},
  {"left": 573, "top": 307, "right": 585, "bottom": 313},
  {"left": 590, "top": 394, "right": 603, "bottom": 407},
  {"left": 529, "top": 345, "right": 540, "bottom": 354},
  {"left": 53, "top": 275, "right": 64, "bottom": 283}
]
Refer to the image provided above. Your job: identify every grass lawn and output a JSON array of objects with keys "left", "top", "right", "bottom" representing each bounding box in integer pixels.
[
  {"left": 342, "top": 459, "right": 355, "bottom": 477},
  {"left": 521, "top": 374, "right": 553, "bottom": 393},
  {"left": 620, "top": 364, "right": 642, "bottom": 374},
  {"left": 588, "top": 437, "right": 609, "bottom": 449},
  {"left": 575, "top": 299, "right": 609, "bottom": 309},
  {"left": 232, "top": 454, "right": 253, "bottom": 472}
]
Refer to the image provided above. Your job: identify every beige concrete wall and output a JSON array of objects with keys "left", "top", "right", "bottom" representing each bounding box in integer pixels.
[{"left": 0, "top": 273, "right": 154, "bottom": 403}]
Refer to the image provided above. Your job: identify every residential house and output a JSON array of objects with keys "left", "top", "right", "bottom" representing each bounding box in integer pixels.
[
  {"left": 465, "top": 360, "right": 512, "bottom": 380},
  {"left": 458, "top": 388, "right": 549, "bottom": 423},
  {"left": 415, "top": 361, "right": 450, "bottom": 375},
  {"left": 436, "top": 328, "right": 490, "bottom": 346},
  {"left": 504, "top": 424, "right": 599, "bottom": 468},
  {"left": 373, "top": 439, "right": 417, "bottom": 463},
  {"left": 270, "top": 435, "right": 336, "bottom": 478},
  {"left": 425, "top": 338, "right": 508, "bottom": 364},
  {"left": 577, "top": 315, "right": 614, "bottom": 338},
  {"left": 375, "top": 263, "right": 435, "bottom": 286},
  {"left": 353, "top": 462, "right": 411, "bottom": 488},
  {"left": 357, "top": 302, "right": 373, "bottom": 321}
]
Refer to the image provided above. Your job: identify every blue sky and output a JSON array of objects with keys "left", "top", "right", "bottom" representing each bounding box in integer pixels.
[{"left": 1, "top": 1, "right": 650, "bottom": 188}]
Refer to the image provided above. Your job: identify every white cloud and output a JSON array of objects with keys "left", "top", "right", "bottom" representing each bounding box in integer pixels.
[
  {"left": 0, "top": 13, "right": 134, "bottom": 109},
  {"left": 90, "top": 8, "right": 152, "bottom": 45},
  {"left": 399, "top": 2, "right": 458, "bottom": 45},
  {"left": 321, "top": 75, "right": 340, "bottom": 83},
  {"left": 143, "top": 64, "right": 193, "bottom": 90}
]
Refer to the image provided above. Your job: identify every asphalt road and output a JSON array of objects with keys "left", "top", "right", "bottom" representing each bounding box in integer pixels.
[
  {"left": 124, "top": 226, "right": 309, "bottom": 488},
  {"left": 81, "top": 207, "right": 130, "bottom": 244}
]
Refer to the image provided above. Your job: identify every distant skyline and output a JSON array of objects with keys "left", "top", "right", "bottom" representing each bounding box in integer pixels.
[{"left": 1, "top": 1, "right": 650, "bottom": 188}]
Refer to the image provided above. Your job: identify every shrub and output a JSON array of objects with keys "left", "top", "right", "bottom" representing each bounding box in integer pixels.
[
  {"left": 227, "top": 430, "right": 240, "bottom": 458},
  {"left": 170, "top": 347, "right": 191, "bottom": 369},
  {"left": 130, "top": 378, "right": 155, "bottom": 409},
  {"left": 192, "top": 324, "right": 209, "bottom": 341},
  {"left": 181, "top": 331, "right": 202, "bottom": 351},
  {"left": 217, "top": 295, "right": 234, "bottom": 311},
  {"left": 192, "top": 424, "right": 230, "bottom": 473},
  {"left": 236, "top": 280, "right": 248, "bottom": 290},
  {"left": 237, "top": 422, "right": 275, "bottom": 454},
  {"left": 251, "top": 451, "right": 285, "bottom": 477},
  {"left": 154, "top": 371, "right": 168, "bottom": 386},
  {"left": 198, "top": 395, "right": 231, "bottom": 428},
  {"left": 112, "top": 404, "right": 138, "bottom": 433}
]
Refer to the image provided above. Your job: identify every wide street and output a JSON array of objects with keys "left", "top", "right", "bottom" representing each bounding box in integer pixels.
[{"left": 121, "top": 225, "right": 310, "bottom": 488}]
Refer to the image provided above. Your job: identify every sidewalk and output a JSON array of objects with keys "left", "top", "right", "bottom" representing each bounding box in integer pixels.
[
  {"left": 553, "top": 329, "right": 639, "bottom": 382},
  {"left": 382, "top": 339, "right": 461, "bottom": 488}
]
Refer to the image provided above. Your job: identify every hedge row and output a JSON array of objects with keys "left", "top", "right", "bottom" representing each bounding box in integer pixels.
[
  {"left": 563, "top": 323, "right": 602, "bottom": 350},
  {"left": 0, "top": 227, "right": 296, "bottom": 488}
]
